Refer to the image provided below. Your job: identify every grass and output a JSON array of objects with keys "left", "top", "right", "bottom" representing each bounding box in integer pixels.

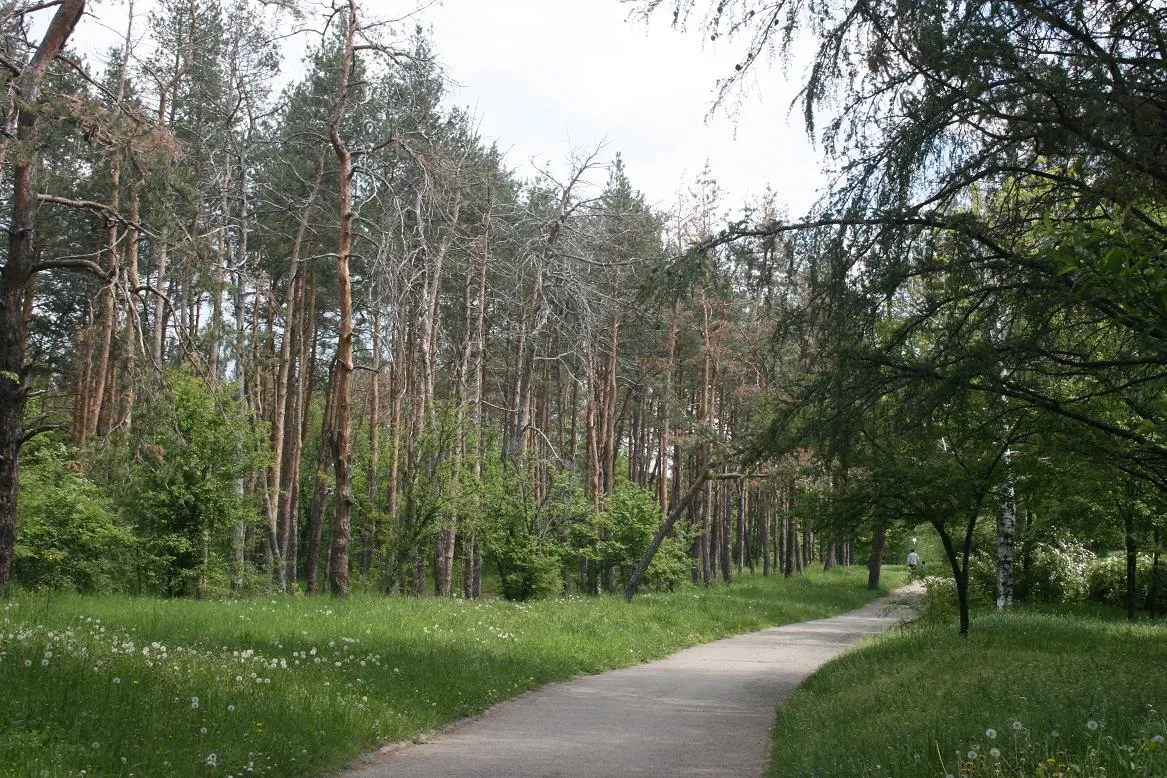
[
  {"left": 767, "top": 598, "right": 1167, "bottom": 777},
  {"left": 0, "top": 566, "right": 901, "bottom": 778}
]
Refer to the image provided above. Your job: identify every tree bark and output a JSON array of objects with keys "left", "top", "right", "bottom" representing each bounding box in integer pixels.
[
  {"left": 625, "top": 467, "right": 710, "bottom": 601},
  {"left": 1124, "top": 510, "right": 1137, "bottom": 621},
  {"left": 996, "top": 473, "right": 1017, "bottom": 610},
  {"left": 0, "top": 0, "right": 87, "bottom": 592},
  {"left": 327, "top": 3, "right": 358, "bottom": 598},
  {"left": 867, "top": 522, "right": 885, "bottom": 590}
]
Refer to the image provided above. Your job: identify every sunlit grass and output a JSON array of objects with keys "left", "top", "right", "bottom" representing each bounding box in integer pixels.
[
  {"left": 768, "top": 605, "right": 1167, "bottom": 777},
  {"left": 1, "top": 566, "right": 900, "bottom": 777}
]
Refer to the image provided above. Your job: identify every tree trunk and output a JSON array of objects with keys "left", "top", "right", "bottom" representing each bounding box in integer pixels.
[
  {"left": 760, "top": 491, "right": 771, "bottom": 576},
  {"left": 362, "top": 303, "right": 381, "bottom": 579},
  {"left": 326, "top": 4, "right": 358, "bottom": 598},
  {"left": 867, "top": 522, "right": 885, "bottom": 590},
  {"left": 625, "top": 468, "right": 710, "bottom": 601},
  {"left": 1125, "top": 510, "right": 1137, "bottom": 621},
  {"left": 306, "top": 359, "right": 336, "bottom": 595},
  {"left": 996, "top": 473, "right": 1017, "bottom": 610},
  {"left": 719, "top": 483, "right": 733, "bottom": 584},
  {"left": 0, "top": 0, "right": 87, "bottom": 592}
]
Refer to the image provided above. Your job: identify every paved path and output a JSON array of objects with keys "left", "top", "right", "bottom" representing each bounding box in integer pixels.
[{"left": 339, "top": 585, "right": 920, "bottom": 778}]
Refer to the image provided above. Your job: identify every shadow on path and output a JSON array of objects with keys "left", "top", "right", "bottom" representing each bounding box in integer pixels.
[{"left": 337, "top": 584, "right": 922, "bottom": 778}]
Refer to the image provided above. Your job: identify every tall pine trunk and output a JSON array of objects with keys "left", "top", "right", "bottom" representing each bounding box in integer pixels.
[
  {"left": 326, "top": 4, "right": 358, "bottom": 598},
  {"left": 0, "top": 0, "right": 87, "bottom": 592}
]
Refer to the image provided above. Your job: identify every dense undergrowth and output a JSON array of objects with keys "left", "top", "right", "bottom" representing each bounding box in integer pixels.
[
  {"left": 1, "top": 566, "right": 899, "bottom": 778},
  {"left": 768, "top": 593, "right": 1167, "bottom": 777}
]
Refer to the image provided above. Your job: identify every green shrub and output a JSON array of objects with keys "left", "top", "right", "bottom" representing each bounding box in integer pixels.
[
  {"left": 480, "top": 464, "right": 585, "bottom": 600},
  {"left": 1086, "top": 552, "right": 1167, "bottom": 612},
  {"left": 917, "top": 574, "right": 960, "bottom": 628},
  {"left": 14, "top": 440, "right": 134, "bottom": 592},
  {"left": 1017, "top": 535, "right": 1094, "bottom": 603},
  {"left": 583, "top": 479, "right": 693, "bottom": 591},
  {"left": 110, "top": 370, "right": 266, "bottom": 597}
]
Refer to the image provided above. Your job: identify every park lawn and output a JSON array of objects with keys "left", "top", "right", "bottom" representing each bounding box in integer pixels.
[
  {"left": 0, "top": 566, "right": 902, "bottom": 778},
  {"left": 768, "top": 604, "right": 1167, "bottom": 777}
]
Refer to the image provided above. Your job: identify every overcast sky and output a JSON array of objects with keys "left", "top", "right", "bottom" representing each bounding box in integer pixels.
[{"left": 71, "top": 0, "right": 826, "bottom": 216}]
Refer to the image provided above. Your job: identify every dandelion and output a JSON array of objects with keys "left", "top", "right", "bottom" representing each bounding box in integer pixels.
[
  {"left": 1012, "top": 720, "right": 1023, "bottom": 731},
  {"left": 113, "top": 677, "right": 121, "bottom": 684},
  {"left": 200, "top": 727, "right": 208, "bottom": 735},
  {"left": 23, "top": 659, "right": 31, "bottom": 668},
  {"left": 986, "top": 728, "right": 997, "bottom": 739},
  {"left": 227, "top": 705, "right": 236, "bottom": 713},
  {"left": 91, "top": 742, "right": 100, "bottom": 750},
  {"left": 989, "top": 748, "right": 1001, "bottom": 758},
  {"left": 206, "top": 753, "right": 217, "bottom": 768},
  {"left": 40, "top": 658, "right": 48, "bottom": 666},
  {"left": 967, "top": 751, "right": 977, "bottom": 760},
  {"left": 235, "top": 675, "right": 243, "bottom": 682},
  {"left": 1153, "top": 735, "right": 1165, "bottom": 744},
  {"left": 1087, "top": 720, "right": 1100, "bottom": 731}
]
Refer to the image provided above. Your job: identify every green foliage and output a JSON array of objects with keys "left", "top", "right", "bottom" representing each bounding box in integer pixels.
[
  {"left": 109, "top": 371, "right": 266, "bottom": 596},
  {"left": 915, "top": 574, "right": 960, "bottom": 629},
  {"left": 14, "top": 440, "right": 134, "bottom": 593},
  {"left": 1017, "top": 535, "right": 1095, "bottom": 604},
  {"left": 583, "top": 478, "right": 694, "bottom": 591},
  {"left": 480, "top": 463, "right": 587, "bottom": 601},
  {"left": 1086, "top": 553, "right": 1167, "bottom": 612}
]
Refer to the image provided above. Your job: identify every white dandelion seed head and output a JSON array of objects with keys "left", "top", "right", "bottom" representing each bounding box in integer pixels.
[
  {"left": 1087, "top": 720, "right": 1100, "bottom": 731},
  {"left": 989, "top": 748, "right": 1001, "bottom": 758},
  {"left": 112, "top": 677, "right": 120, "bottom": 684},
  {"left": 1012, "top": 720, "right": 1023, "bottom": 731},
  {"left": 23, "top": 659, "right": 31, "bottom": 668},
  {"left": 967, "top": 750, "right": 977, "bottom": 760},
  {"left": 986, "top": 728, "right": 997, "bottom": 739},
  {"left": 200, "top": 727, "right": 207, "bottom": 735},
  {"left": 1152, "top": 735, "right": 1164, "bottom": 744},
  {"left": 205, "top": 753, "right": 217, "bottom": 768},
  {"left": 227, "top": 705, "right": 236, "bottom": 713}
]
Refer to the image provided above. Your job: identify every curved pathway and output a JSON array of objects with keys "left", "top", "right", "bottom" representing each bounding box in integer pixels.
[{"left": 339, "top": 584, "right": 920, "bottom": 778}]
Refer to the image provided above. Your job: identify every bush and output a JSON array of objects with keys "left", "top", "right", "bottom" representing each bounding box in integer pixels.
[
  {"left": 110, "top": 370, "right": 266, "bottom": 597},
  {"left": 1086, "top": 552, "right": 1167, "bottom": 612},
  {"left": 917, "top": 575, "right": 960, "bottom": 628},
  {"left": 480, "top": 463, "right": 585, "bottom": 601},
  {"left": 14, "top": 440, "right": 134, "bottom": 592},
  {"left": 583, "top": 479, "right": 693, "bottom": 592},
  {"left": 966, "top": 534, "right": 1096, "bottom": 606},
  {"left": 1017, "top": 535, "right": 1094, "bottom": 603}
]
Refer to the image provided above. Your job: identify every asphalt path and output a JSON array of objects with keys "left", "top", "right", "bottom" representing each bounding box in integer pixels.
[{"left": 338, "top": 584, "right": 920, "bottom": 778}]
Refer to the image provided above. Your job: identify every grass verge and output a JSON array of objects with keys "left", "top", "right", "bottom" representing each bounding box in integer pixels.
[
  {"left": 1, "top": 566, "right": 901, "bottom": 777},
  {"left": 768, "top": 604, "right": 1167, "bottom": 777}
]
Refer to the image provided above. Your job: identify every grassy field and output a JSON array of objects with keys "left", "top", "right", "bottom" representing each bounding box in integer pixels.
[
  {"left": 1, "top": 566, "right": 901, "bottom": 777},
  {"left": 768, "top": 601, "right": 1167, "bottom": 777}
]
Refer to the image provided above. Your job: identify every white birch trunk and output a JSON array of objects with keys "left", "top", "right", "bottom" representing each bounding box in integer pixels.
[{"left": 996, "top": 472, "right": 1017, "bottom": 610}]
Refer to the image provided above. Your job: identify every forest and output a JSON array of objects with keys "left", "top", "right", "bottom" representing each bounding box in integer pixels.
[{"left": 2, "top": 0, "right": 1166, "bottom": 638}]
